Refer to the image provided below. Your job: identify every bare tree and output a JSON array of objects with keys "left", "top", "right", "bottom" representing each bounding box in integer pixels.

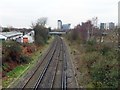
[
  {"left": 32, "top": 17, "right": 49, "bottom": 46},
  {"left": 37, "top": 17, "right": 47, "bottom": 26},
  {"left": 31, "top": 17, "right": 47, "bottom": 28}
]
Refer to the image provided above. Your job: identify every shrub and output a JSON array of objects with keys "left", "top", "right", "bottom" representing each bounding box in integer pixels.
[
  {"left": 100, "top": 44, "right": 111, "bottom": 55},
  {"left": 83, "top": 42, "right": 118, "bottom": 88},
  {"left": 2, "top": 41, "right": 22, "bottom": 63},
  {"left": 90, "top": 56, "right": 118, "bottom": 88},
  {"left": 85, "top": 40, "right": 97, "bottom": 52},
  {"left": 87, "top": 40, "right": 96, "bottom": 46},
  {"left": 20, "top": 55, "right": 31, "bottom": 64},
  {"left": 83, "top": 52, "right": 100, "bottom": 68}
]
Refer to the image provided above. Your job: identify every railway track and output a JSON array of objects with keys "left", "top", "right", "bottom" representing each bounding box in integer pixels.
[
  {"left": 34, "top": 38, "right": 61, "bottom": 89},
  {"left": 21, "top": 36, "right": 78, "bottom": 89}
]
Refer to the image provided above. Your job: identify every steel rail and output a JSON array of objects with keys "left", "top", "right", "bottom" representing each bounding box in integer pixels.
[
  {"left": 61, "top": 38, "right": 67, "bottom": 90},
  {"left": 33, "top": 38, "right": 59, "bottom": 90},
  {"left": 22, "top": 37, "right": 58, "bottom": 89},
  {"left": 22, "top": 36, "right": 69, "bottom": 89},
  {"left": 51, "top": 38, "right": 62, "bottom": 89}
]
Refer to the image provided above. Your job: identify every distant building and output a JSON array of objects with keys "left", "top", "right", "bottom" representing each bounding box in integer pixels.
[
  {"left": 58, "top": 20, "right": 62, "bottom": 30},
  {"left": 62, "top": 24, "right": 71, "bottom": 31},
  {"left": 118, "top": 1, "right": 120, "bottom": 28},
  {"left": 0, "top": 31, "right": 23, "bottom": 41},
  {"left": 0, "top": 34, "right": 7, "bottom": 40},
  {"left": 22, "top": 30, "right": 34, "bottom": 43},
  {"left": 100, "top": 23, "right": 106, "bottom": 30},
  {"left": 0, "top": 30, "right": 34, "bottom": 43},
  {"left": 109, "top": 22, "right": 115, "bottom": 30}
]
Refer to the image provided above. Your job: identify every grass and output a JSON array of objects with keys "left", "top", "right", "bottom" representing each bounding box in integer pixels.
[
  {"left": 6, "top": 65, "right": 28, "bottom": 77},
  {"left": 3, "top": 64, "right": 28, "bottom": 87},
  {"left": 2, "top": 36, "right": 54, "bottom": 88}
]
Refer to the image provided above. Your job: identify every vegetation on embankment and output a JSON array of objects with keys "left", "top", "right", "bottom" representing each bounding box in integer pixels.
[
  {"left": 2, "top": 17, "right": 53, "bottom": 88},
  {"left": 65, "top": 29, "right": 119, "bottom": 88},
  {"left": 2, "top": 36, "right": 54, "bottom": 88}
]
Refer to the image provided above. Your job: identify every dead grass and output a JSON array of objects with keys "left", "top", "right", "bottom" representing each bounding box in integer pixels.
[{"left": 65, "top": 39, "right": 92, "bottom": 87}]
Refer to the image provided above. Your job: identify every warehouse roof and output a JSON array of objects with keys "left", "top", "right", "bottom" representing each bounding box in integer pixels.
[
  {"left": 0, "top": 31, "right": 23, "bottom": 38},
  {"left": 0, "top": 34, "right": 7, "bottom": 40}
]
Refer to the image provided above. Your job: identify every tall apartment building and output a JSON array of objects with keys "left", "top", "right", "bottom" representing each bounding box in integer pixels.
[
  {"left": 109, "top": 22, "right": 115, "bottom": 30},
  {"left": 100, "top": 23, "right": 107, "bottom": 30},
  {"left": 62, "top": 24, "right": 71, "bottom": 31},
  {"left": 58, "top": 20, "right": 62, "bottom": 30}
]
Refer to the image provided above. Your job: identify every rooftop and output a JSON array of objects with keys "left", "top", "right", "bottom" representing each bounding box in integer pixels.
[{"left": 0, "top": 31, "right": 23, "bottom": 38}]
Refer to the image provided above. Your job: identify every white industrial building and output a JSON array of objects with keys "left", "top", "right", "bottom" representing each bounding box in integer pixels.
[
  {"left": 0, "top": 34, "right": 7, "bottom": 40},
  {"left": 0, "top": 30, "right": 34, "bottom": 43},
  {"left": 0, "top": 31, "right": 23, "bottom": 41},
  {"left": 21, "top": 30, "right": 34, "bottom": 43}
]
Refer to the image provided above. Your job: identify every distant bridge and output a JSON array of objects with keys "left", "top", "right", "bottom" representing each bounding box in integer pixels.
[{"left": 49, "top": 31, "right": 66, "bottom": 35}]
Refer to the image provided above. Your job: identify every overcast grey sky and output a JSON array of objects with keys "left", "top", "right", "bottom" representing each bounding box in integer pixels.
[{"left": 0, "top": 0, "right": 119, "bottom": 28}]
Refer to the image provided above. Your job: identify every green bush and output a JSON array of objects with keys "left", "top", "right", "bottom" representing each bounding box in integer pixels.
[
  {"left": 20, "top": 55, "right": 31, "bottom": 64},
  {"left": 85, "top": 40, "right": 97, "bottom": 52},
  {"left": 2, "top": 63, "right": 9, "bottom": 71},
  {"left": 83, "top": 52, "right": 101, "bottom": 68},
  {"left": 83, "top": 41, "right": 118, "bottom": 88},
  {"left": 2, "top": 41, "right": 22, "bottom": 62},
  {"left": 87, "top": 40, "right": 96, "bottom": 46},
  {"left": 90, "top": 54, "right": 118, "bottom": 88},
  {"left": 100, "top": 45, "right": 111, "bottom": 55},
  {"left": 2, "top": 41, "right": 32, "bottom": 64}
]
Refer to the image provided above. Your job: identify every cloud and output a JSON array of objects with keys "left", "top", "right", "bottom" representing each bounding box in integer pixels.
[{"left": 0, "top": 0, "right": 119, "bottom": 28}]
